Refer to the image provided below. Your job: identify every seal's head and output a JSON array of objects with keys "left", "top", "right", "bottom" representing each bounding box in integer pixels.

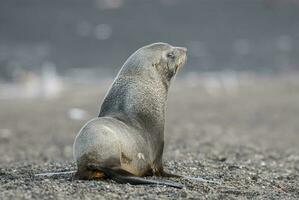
[
  {"left": 145, "top": 42, "right": 187, "bottom": 81},
  {"left": 120, "top": 42, "right": 187, "bottom": 84}
]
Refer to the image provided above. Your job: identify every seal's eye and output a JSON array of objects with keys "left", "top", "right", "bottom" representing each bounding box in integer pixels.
[{"left": 166, "top": 52, "right": 175, "bottom": 59}]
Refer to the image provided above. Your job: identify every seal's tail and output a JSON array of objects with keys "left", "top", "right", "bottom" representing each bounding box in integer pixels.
[{"left": 87, "top": 164, "right": 184, "bottom": 189}]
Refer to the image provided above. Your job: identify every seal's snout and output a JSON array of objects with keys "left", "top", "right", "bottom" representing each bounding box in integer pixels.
[
  {"left": 175, "top": 46, "right": 187, "bottom": 61},
  {"left": 176, "top": 47, "right": 187, "bottom": 53},
  {"left": 175, "top": 47, "right": 187, "bottom": 54},
  {"left": 175, "top": 46, "right": 187, "bottom": 65}
]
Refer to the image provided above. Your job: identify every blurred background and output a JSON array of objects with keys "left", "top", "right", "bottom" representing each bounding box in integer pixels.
[
  {"left": 1, "top": 0, "right": 299, "bottom": 82},
  {"left": 1, "top": 0, "right": 299, "bottom": 162}
]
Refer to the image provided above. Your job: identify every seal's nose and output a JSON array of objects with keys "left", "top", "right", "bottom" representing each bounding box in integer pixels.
[{"left": 176, "top": 47, "right": 187, "bottom": 53}]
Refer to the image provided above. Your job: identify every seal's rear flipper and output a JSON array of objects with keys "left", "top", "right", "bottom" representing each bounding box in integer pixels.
[
  {"left": 106, "top": 168, "right": 184, "bottom": 188},
  {"left": 160, "top": 171, "right": 181, "bottom": 178},
  {"left": 87, "top": 164, "right": 184, "bottom": 189},
  {"left": 35, "top": 171, "right": 76, "bottom": 178},
  {"left": 162, "top": 171, "right": 221, "bottom": 185}
]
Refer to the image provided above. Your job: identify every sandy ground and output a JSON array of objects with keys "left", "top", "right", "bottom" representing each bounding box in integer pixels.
[{"left": 0, "top": 74, "right": 299, "bottom": 199}]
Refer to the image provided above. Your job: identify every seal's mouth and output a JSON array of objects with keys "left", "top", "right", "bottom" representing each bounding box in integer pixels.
[{"left": 174, "top": 60, "right": 185, "bottom": 74}]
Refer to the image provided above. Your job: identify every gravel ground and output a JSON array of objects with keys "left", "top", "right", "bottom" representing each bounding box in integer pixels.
[{"left": 0, "top": 74, "right": 299, "bottom": 199}]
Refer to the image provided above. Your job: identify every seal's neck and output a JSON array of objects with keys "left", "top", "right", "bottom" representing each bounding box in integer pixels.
[{"left": 99, "top": 75, "right": 168, "bottom": 135}]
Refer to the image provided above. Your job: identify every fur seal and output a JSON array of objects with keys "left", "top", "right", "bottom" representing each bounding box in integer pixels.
[
  {"left": 73, "top": 42, "right": 187, "bottom": 188},
  {"left": 35, "top": 43, "right": 194, "bottom": 188}
]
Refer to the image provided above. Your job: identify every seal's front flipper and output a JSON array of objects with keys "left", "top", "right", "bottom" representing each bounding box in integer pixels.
[{"left": 87, "top": 164, "right": 184, "bottom": 189}]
